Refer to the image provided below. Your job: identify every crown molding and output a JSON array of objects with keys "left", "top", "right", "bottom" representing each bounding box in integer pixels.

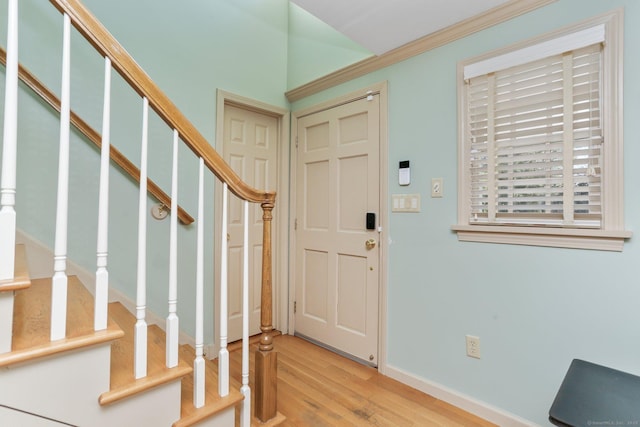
[{"left": 285, "top": 0, "right": 557, "bottom": 102}]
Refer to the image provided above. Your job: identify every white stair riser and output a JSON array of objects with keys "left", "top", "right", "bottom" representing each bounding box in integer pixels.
[
  {"left": 0, "top": 344, "right": 185, "bottom": 427},
  {"left": 100, "top": 381, "right": 182, "bottom": 427},
  {"left": 0, "top": 345, "right": 111, "bottom": 426},
  {"left": 0, "top": 405, "right": 70, "bottom": 426}
]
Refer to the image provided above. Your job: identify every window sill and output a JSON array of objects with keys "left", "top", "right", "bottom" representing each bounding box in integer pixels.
[{"left": 451, "top": 225, "right": 632, "bottom": 251}]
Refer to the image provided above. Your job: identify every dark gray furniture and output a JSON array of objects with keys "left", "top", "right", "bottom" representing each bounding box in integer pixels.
[{"left": 549, "top": 359, "right": 640, "bottom": 426}]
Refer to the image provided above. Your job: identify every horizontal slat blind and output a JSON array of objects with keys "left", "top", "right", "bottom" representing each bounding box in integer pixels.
[{"left": 467, "top": 43, "right": 602, "bottom": 227}]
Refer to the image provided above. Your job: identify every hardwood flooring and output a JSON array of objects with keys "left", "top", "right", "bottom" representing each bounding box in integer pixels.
[{"left": 229, "top": 334, "right": 496, "bottom": 426}]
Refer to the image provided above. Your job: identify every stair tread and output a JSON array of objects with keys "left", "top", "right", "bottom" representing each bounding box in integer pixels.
[
  {"left": 0, "top": 244, "right": 31, "bottom": 292},
  {"left": 100, "top": 303, "right": 192, "bottom": 406},
  {"left": 173, "top": 344, "right": 244, "bottom": 427},
  {"left": 0, "top": 276, "right": 124, "bottom": 368}
]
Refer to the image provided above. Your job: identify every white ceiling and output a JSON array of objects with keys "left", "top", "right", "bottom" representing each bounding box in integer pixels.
[{"left": 291, "top": 0, "right": 511, "bottom": 55}]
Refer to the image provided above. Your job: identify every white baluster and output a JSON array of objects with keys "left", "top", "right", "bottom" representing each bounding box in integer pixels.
[
  {"left": 166, "top": 130, "right": 179, "bottom": 368},
  {"left": 51, "top": 13, "right": 71, "bottom": 341},
  {"left": 193, "top": 158, "right": 205, "bottom": 408},
  {"left": 240, "top": 200, "right": 250, "bottom": 427},
  {"left": 0, "top": 0, "right": 18, "bottom": 281},
  {"left": 135, "top": 97, "right": 149, "bottom": 379},
  {"left": 0, "top": 0, "right": 19, "bottom": 353},
  {"left": 94, "top": 57, "right": 111, "bottom": 331},
  {"left": 218, "top": 183, "right": 229, "bottom": 396}
]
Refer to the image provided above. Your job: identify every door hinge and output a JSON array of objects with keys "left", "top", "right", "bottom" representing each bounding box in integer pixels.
[
  {"left": 294, "top": 301, "right": 297, "bottom": 313},
  {"left": 295, "top": 136, "right": 299, "bottom": 148},
  {"left": 294, "top": 218, "right": 298, "bottom": 230}
]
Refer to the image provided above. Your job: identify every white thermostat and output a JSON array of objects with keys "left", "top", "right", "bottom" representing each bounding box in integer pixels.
[{"left": 399, "top": 160, "right": 410, "bottom": 186}]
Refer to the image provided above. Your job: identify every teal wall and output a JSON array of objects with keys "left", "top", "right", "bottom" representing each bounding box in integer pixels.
[
  {"left": 4, "top": 0, "right": 640, "bottom": 424},
  {"left": 291, "top": 0, "right": 640, "bottom": 424},
  {"left": 0, "top": 0, "right": 289, "bottom": 342},
  {"left": 287, "top": 3, "right": 372, "bottom": 90}
]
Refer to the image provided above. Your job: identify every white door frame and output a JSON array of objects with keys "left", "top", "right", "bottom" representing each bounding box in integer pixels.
[
  {"left": 290, "top": 82, "right": 389, "bottom": 373},
  {"left": 210, "top": 90, "right": 290, "bottom": 357}
]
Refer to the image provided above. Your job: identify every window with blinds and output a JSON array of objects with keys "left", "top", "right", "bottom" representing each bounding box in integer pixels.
[
  {"left": 465, "top": 43, "right": 603, "bottom": 227},
  {"left": 455, "top": 13, "right": 628, "bottom": 251}
]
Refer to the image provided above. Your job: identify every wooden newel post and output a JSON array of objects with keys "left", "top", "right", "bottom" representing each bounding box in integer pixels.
[{"left": 255, "top": 201, "right": 277, "bottom": 422}]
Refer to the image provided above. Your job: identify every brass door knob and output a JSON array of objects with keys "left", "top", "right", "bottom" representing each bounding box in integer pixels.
[{"left": 365, "top": 238, "right": 376, "bottom": 250}]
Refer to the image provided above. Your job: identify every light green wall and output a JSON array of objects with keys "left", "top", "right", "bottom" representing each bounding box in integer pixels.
[
  {"left": 5, "top": 0, "right": 640, "bottom": 424},
  {"left": 0, "top": 0, "right": 289, "bottom": 342},
  {"left": 291, "top": 0, "right": 640, "bottom": 424},
  {"left": 287, "top": 3, "right": 373, "bottom": 90}
]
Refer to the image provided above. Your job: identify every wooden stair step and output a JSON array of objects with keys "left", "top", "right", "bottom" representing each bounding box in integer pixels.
[
  {"left": 100, "top": 302, "right": 192, "bottom": 406},
  {"left": 0, "top": 244, "right": 31, "bottom": 292},
  {"left": 0, "top": 275, "right": 124, "bottom": 368},
  {"left": 173, "top": 344, "right": 244, "bottom": 427}
]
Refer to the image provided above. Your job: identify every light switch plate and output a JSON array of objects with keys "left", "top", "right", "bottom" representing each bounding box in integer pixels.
[
  {"left": 392, "top": 194, "right": 421, "bottom": 212},
  {"left": 431, "top": 178, "right": 443, "bottom": 198}
]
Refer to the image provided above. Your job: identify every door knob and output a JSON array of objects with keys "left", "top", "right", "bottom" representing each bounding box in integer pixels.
[{"left": 365, "top": 239, "right": 376, "bottom": 250}]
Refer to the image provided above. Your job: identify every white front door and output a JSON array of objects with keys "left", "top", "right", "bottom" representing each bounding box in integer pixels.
[
  {"left": 294, "top": 94, "right": 380, "bottom": 366},
  {"left": 223, "top": 104, "right": 278, "bottom": 342}
]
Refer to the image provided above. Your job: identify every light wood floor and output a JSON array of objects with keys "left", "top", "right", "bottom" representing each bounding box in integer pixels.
[{"left": 229, "top": 334, "right": 496, "bottom": 426}]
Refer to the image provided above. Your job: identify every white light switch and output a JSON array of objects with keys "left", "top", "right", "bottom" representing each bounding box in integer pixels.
[
  {"left": 392, "top": 194, "right": 421, "bottom": 212},
  {"left": 431, "top": 178, "right": 443, "bottom": 198}
]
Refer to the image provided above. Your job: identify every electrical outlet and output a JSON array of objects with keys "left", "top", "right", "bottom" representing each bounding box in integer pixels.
[
  {"left": 465, "top": 335, "right": 481, "bottom": 359},
  {"left": 431, "top": 178, "right": 443, "bottom": 198}
]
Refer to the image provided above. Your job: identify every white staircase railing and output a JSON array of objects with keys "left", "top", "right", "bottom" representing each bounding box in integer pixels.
[
  {"left": 166, "top": 129, "right": 180, "bottom": 369},
  {"left": 0, "top": 0, "right": 18, "bottom": 354},
  {"left": 194, "top": 158, "right": 205, "bottom": 408},
  {"left": 0, "top": 0, "right": 279, "bottom": 424},
  {"left": 94, "top": 56, "right": 112, "bottom": 332},
  {"left": 240, "top": 199, "right": 251, "bottom": 426},
  {"left": 134, "top": 96, "right": 150, "bottom": 379},
  {"left": 50, "top": 12, "right": 71, "bottom": 342},
  {"left": 218, "top": 183, "right": 230, "bottom": 397}
]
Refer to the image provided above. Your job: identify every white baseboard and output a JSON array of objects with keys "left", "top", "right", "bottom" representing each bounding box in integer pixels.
[
  {"left": 384, "top": 364, "right": 539, "bottom": 427},
  {"left": 16, "top": 229, "right": 197, "bottom": 349}
]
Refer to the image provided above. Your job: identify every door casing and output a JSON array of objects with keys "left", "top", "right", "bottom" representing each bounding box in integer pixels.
[{"left": 211, "top": 90, "right": 290, "bottom": 358}]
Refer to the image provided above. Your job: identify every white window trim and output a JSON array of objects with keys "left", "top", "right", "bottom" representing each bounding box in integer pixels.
[{"left": 453, "top": 9, "right": 631, "bottom": 251}]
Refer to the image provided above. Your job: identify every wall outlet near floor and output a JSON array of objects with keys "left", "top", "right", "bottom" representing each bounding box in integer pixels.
[{"left": 465, "top": 335, "right": 481, "bottom": 359}]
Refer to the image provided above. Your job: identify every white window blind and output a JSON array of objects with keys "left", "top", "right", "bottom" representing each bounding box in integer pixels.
[
  {"left": 463, "top": 24, "right": 605, "bottom": 79},
  {"left": 465, "top": 43, "right": 603, "bottom": 228}
]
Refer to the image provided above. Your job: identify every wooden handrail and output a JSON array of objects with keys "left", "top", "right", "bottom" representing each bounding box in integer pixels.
[
  {"left": 0, "top": 47, "right": 194, "bottom": 226},
  {"left": 49, "top": 0, "right": 276, "bottom": 205}
]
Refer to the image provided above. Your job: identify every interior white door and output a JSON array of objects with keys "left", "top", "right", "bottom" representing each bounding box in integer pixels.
[
  {"left": 223, "top": 104, "right": 278, "bottom": 342},
  {"left": 295, "top": 94, "right": 380, "bottom": 366}
]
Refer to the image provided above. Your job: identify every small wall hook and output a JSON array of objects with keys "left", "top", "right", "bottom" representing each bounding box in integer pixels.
[{"left": 151, "top": 203, "right": 169, "bottom": 220}]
